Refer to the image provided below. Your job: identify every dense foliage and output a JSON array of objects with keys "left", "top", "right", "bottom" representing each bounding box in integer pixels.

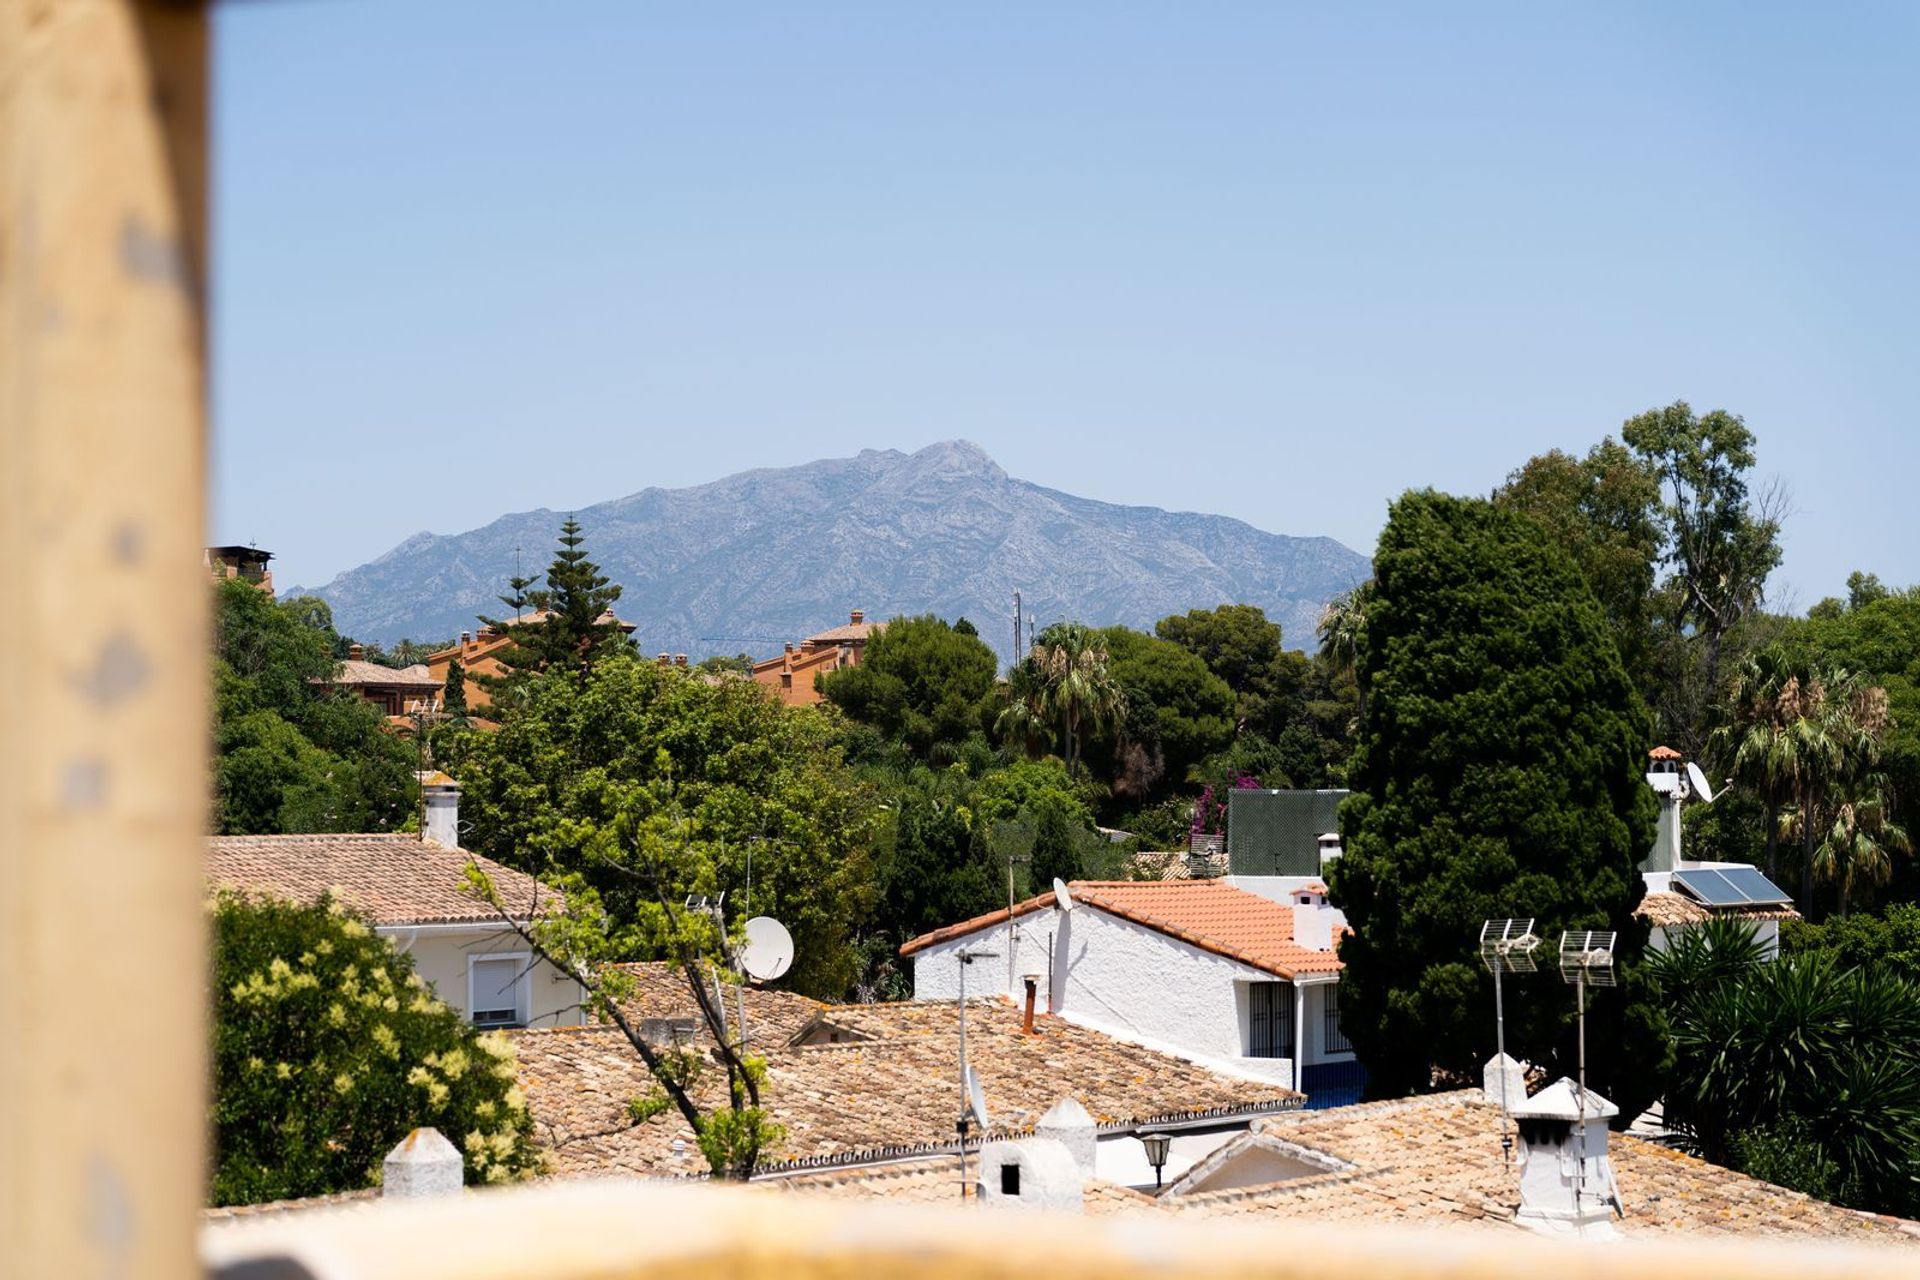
[
  {"left": 449, "top": 653, "right": 882, "bottom": 997},
  {"left": 213, "top": 579, "right": 417, "bottom": 834},
  {"left": 1648, "top": 918, "right": 1920, "bottom": 1216},
  {"left": 1783, "top": 903, "right": 1920, "bottom": 987},
  {"left": 820, "top": 614, "right": 998, "bottom": 761},
  {"left": 1328, "top": 491, "right": 1659, "bottom": 1105},
  {"left": 211, "top": 892, "right": 539, "bottom": 1205}
]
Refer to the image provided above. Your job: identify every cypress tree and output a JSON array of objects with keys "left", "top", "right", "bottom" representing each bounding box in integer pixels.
[
  {"left": 443, "top": 655, "right": 469, "bottom": 718},
  {"left": 1328, "top": 491, "right": 1659, "bottom": 1108}
]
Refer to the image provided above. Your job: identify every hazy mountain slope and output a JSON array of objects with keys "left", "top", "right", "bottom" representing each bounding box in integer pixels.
[{"left": 289, "top": 441, "right": 1371, "bottom": 664}]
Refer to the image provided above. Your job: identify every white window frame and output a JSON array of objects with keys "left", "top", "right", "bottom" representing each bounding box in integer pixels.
[{"left": 467, "top": 951, "right": 532, "bottom": 1028}]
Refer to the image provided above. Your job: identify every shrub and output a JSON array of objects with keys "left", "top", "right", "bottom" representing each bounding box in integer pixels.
[{"left": 210, "top": 892, "right": 540, "bottom": 1205}]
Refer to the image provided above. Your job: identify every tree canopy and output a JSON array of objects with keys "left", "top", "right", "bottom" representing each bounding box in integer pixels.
[
  {"left": 450, "top": 653, "right": 881, "bottom": 997},
  {"left": 1329, "top": 490, "right": 1658, "bottom": 1104},
  {"left": 475, "top": 518, "right": 633, "bottom": 690},
  {"left": 820, "top": 614, "right": 998, "bottom": 760}
]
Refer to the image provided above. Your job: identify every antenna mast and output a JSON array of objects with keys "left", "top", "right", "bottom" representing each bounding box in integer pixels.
[
  {"left": 1479, "top": 918, "right": 1540, "bottom": 1162},
  {"left": 1558, "top": 930, "right": 1616, "bottom": 1217},
  {"left": 955, "top": 946, "right": 998, "bottom": 1202}
]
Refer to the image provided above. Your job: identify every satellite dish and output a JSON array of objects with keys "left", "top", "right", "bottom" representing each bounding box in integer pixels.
[
  {"left": 1052, "top": 877, "right": 1074, "bottom": 913},
  {"left": 739, "top": 916, "right": 794, "bottom": 982},
  {"left": 1685, "top": 761, "right": 1716, "bottom": 804},
  {"left": 964, "top": 1064, "right": 992, "bottom": 1130}
]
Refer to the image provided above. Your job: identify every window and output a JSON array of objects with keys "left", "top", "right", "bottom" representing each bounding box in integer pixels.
[
  {"left": 1323, "top": 985, "right": 1352, "bottom": 1055},
  {"left": 469, "top": 954, "right": 528, "bottom": 1028},
  {"left": 1248, "top": 981, "right": 1294, "bottom": 1058}
]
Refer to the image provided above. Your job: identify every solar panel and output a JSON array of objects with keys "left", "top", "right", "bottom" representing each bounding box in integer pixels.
[
  {"left": 1717, "top": 866, "right": 1793, "bottom": 906},
  {"left": 1672, "top": 867, "right": 1748, "bottom": 907}
]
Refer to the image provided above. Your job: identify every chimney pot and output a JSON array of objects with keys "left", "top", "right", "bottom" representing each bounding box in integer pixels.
[
  {"left": 657, "top": 652, "right": 671, "bottom": 665},
  {"left": 460, "top": 631, "right": 471, "bottom": 645},
  {"left": 1022, "top": 976, "right": 1039, "bottom": 1034},
  {"left": 422, "top": 778, "right": 461, "bottom": 848},
  {"left": 784, "top": 642, "right": 794, "bottom": 655},
  {"left": 674, "top": 654, "right": 688, "bottom": 668},
  {"left": 382, "top": 1127, "right": 463, "bottom": 1200},
  {"left": 348, "top": 643, "right": 365, "bottom": 661},
  {"left": 850, "top": 609, "right": 864, "bottom": 625}
]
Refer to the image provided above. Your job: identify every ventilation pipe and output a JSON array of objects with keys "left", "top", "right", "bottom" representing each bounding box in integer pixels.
[{"left": 1022, "top": 975, "right": 1039, "bottom": 1034}]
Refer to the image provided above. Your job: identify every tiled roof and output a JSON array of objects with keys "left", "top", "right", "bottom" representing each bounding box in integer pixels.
[
  {"left": 327, "top": 660, "right": 441, "bottom": 688},
  {"left": 206, "top": 834, "right": 554, "bottom": 927},
  {"left": 1166, "top": 1091, "right": 1919, "bottom": 1245},
  {"left": 1635, "top": 891, "right": 1800, "bottom": 928},
  {"left": 805, "top": 620, "right": 881, "bottom": 644},
  {"left": 605, "top": 961, "right": 823, "bottom": 1050},
  {"left": 900, "top": 880, "right": 1342, "bottom": 980},
  {"left": 513, "top": 998, "right": 1299, "bottom": 1180},
  {"left": 768, "top": 1156, "right": 1155, "bottom": 1213},
  {"left": 1649, "top": 746, "right": 1684, "bottom": 761}
]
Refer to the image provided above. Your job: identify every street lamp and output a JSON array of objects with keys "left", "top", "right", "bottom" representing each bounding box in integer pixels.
[{"left": 1139, "top": 1130, "right": 1172, "bottom": 1190}]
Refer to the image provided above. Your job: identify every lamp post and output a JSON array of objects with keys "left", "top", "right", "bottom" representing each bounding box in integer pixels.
[{"left": 1139, "top": 1130, "right": 1172, "bottom": 1191}]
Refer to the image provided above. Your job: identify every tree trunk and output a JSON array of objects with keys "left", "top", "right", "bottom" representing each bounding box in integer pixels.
[
  {"left": 1763, "top": 801, "right": 1779, "bottom": 881},
  {"left": 1799, "top": 784, "right": 1816, "bottom": 914}
]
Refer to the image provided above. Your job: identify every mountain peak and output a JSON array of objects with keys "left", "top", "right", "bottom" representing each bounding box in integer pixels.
[{"left": 303, "top": 447, "right": 1370, "bottom": 663}]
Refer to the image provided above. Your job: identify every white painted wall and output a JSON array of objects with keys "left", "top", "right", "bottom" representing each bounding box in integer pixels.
[
  {"left": 1648, "top": 919, "right": 1779, "bottom": 960},
  {"left": 912, "top": 904, "right": 1314, "bottom": 1086},
  {"left": 380, "top": 926, "right": 586, "bottom": 1027}
]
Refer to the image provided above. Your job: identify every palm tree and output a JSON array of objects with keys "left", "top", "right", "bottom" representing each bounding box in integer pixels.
[
  {"left": 1772, "top": 664, "right": 1891, "bottom": 913},
  {"left": 1814, "top": 775, "right": 1910, "bottom": 918},
  {"left": 993, "top": 659, "right": 1052, "bottom": 761},
  {"left": 1027, "top": 623, "right": 1126, "bottom": 777},
  {"left": 1316, "top": 582, "right": 1372, "bottom": 724},
  {"left": 1713, "top": 647, "right": 1797, "bottom": 880}
]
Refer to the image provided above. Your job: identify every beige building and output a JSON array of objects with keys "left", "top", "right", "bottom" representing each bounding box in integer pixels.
[{"left": 206, "top": 779, "right": 584, "bottom": 1029}]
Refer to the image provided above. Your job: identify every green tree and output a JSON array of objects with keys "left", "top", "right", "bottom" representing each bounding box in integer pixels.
[
  {"left": 453, "top": 654, "right": 880, "bottom": 998},
  {"left": 1009, "top": 622, "right": 1128, "bottom": 777},
  {"left": 1328, "top": 491, "right": 1658, "bottom": 1104},
  {"left": 1096, "top": 626, "right": 1234, "bottom": 792},
  {"left": 1771, "top": 663, "right": 1891, "bottom": 912},
  {"left": 211, "top": 891, "right": 538, "bottom": 1205},
  {"left": 1812, "top": 775, "right": 1909, "bottom": 918},
  {"left": 1622, "top": 401, "right": 1784, "bottom": 752},
  {"left": 1494, "top": 437, "right": 1663, "bottom": 695},
  {"left": 476, "top": 519, "right": 631, "bottom": 689},
  {"left": 443, "top": 655, "right": 469, "bottom": 719},
  {"left": 1315, "top": 583, "right": 1372, "bottom": 725},
  {"left": 213, "top": 580, "right": 416, "bottom": 834},
  {"left": 820, "top": 615, "right": 999, "bottom": 761},
  {"left": 1029, "top": 797, "right": 1081, "bottom": 888},
  {"left": 1713, "top": 646, "right": 1799, "bottom": 881},
  {"left": 1783, "top": 903, "right": 1920, "bottom": 987},
  {"left": 1647, "top": 919, "right": 1920, "bottom": 1216}
]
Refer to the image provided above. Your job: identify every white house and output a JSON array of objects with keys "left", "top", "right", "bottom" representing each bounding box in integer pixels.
[
  {"left": 206, "top": 777, "right": 585, "bottom": 1029},
  {"left": 1634, "top": 746, "right": 1798, "bottom": 957},
  {"left": 901, "top": 877, "right": 1355, "bottom": 1102}
]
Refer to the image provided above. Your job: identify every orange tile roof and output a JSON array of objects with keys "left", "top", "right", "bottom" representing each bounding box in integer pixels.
[
  {"left": 1649, "top": 745, "right": 1684, "bottom": 761},
  {"left": 326, "top": 659, "right": 442, "bottom": 688},
  {"left": 206, "top": 834, "right": 555, "bottom": 927},
  {"left": 900, "top": 880, "right": 1342, "bottom": 980},
  {"left": 1634, "top": 890, "right": 1800, "bottom": 928}
]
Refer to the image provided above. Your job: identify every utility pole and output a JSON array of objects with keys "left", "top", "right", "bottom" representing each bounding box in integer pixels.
[{"left": 1012, "top": 591, "right": 1023, "bottom": 666}]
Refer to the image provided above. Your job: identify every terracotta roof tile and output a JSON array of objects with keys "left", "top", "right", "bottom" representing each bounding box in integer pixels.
[
  {"left": 1165, "top": 1091, "right": 1918, "bottom": 1246},
  {"left": 901, "top": 880, "right": 1341, "bottom": 980},
  {"left": 1649, "top": 746, "right": 1684, "bottom": 761},
  {"left": 327, "top": 660, "right": 441, "bottom": 688},
  {"left": 1634, "top": 891, "right": 1800, "bottom": 928},
  {"left": 206, "top": 834, "right": 554, "bottom": 927},
  {"left": 605, "top": 961, "right": 823, "bottom": 1050},
  {"left": 514, "top": 998, "right": 1298, "bottom": 1180}
]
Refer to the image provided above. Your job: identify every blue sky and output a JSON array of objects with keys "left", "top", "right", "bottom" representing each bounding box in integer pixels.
[{"left": 213, "top": 3, "right": 1919, "bottom": 609}]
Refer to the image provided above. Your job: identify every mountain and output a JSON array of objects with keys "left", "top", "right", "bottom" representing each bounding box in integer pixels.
[{"left": 288, "top": 441, "right": 1371, "bottom": 665}]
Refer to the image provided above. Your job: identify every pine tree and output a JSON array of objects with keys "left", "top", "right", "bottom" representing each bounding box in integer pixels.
[
  {"left": 474, "top": 520, "right": 631, "bottom": 690},
  {"left": 443, "top": 655, "right": 469, "bottom": 718}
]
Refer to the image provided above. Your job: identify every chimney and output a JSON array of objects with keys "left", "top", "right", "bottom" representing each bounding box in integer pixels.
[
  {"left": 850, "top": 609, "right": 864, "bottom": 626},
  {"left": 422, "top": 776, "right": 461, "bottom": 847},
  {"left": 976, "top": 1137, "right": 1083, "bottom": 1212},
  {"left": 383, "top": 1127, "right": 462, "bottom": 1199},
  {"left": 459, "top": 630, "right": 471, "bottom": 646},
  {"left": 1022, "top": 975, "right": 1039, "bottom": 1034},
  {"left": 784, "top": 641, "right": 794, "bottom": 655},
  {"left": 657, "top": 652, "right": 671, "bottom": 666},
  {"left": 674, "top": 654, "right": 688, "bottom": 668},
  {"left": 1292, "top": 884, "right": 1335, "bottom": 951},
  {"left": 1034, "top": 1097, "right": 1098, "bottom": 1180},
  {"left": 348, "top": 643, "right": 365, "bottom": 661},
  {"left": 1482, "top": 1053, "right": 1526, "bottom": 1112},
  {"left": 1510, "top": 1078, "right": 1622, "bottom": 1237}
]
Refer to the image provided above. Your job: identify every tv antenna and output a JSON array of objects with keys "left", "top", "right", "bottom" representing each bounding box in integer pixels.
[
  {"left": 955, "top": 946, "right": 999, "bottom": 1202},
  {"left": 1479, "top": 918, "right": 1540, "bottom": 1161},
  {"left": 1559, "top": 929, "right": 1616, "bottom": 1215}
]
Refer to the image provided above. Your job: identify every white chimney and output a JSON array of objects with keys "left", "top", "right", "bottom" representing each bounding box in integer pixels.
[
  {"left": 1510, "top": 1078, "right": 1622, "bottom": 1238},
  {"left": 1034, "top": 1096, "right": 1098, "bottom": 1179},
  {"left": 1482, "top": 1053, "right": 1526, "bottom": 1112},
  {"left": 423, "top": 776, "right": 461, "bottom": 847},
  {"left": 1292, "top": 883, "right": 1335, "bottom": 951},
  {"left": 976, "top": 1137, "right": 1083, "bottom": 1212},
  {"left": 382, "top": 1127, "right": 462, "bottom": 1199}
]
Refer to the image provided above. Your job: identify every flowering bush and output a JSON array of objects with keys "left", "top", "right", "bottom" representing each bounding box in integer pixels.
[{"left": 210, "top": 891, "right": 540, "bottom": 1205}]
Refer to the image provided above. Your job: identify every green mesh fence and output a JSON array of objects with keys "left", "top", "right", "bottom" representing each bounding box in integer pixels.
[{"left": 1226, "top": 789, "right": 1347, "bottom": 876}]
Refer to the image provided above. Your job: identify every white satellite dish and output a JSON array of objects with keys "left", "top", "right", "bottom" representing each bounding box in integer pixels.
[
  {"left": 964, "top": 1064, "right": 991, "bottom": 1130},
  {"left": 1685, "top": 761, "right": 1716, "bottom": 804},
  {"left": 1052, "top": 877, "right": 1074, "bottom": 913},
  {"left": 739, "top": 916, "right": 794, "bottom": 982}
]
